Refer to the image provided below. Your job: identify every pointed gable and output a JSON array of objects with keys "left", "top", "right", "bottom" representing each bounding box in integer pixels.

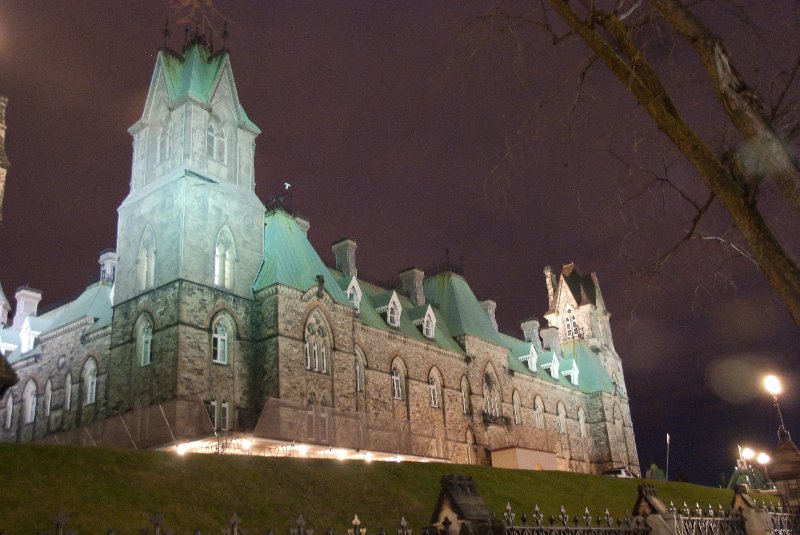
[{"left": 252, "top": 209, "right": 349, "bottom": 304}]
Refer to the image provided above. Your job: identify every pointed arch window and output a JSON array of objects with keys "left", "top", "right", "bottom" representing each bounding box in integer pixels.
[
  {"left": 3, "top": 393, "right": 13, "bottom": 430},
  {"left": 206, "top": 397, "right": 217, "bottom": 430},
  {"left": 137, "top": 316, "right": 154, "bottom": 366},
  {"left": 460, "top": 376, "right": 472, "bottom": 415},
  {"left": 82, "top": 358, "right": 97, "bottom": 405},
  {"left": 483, "top": 368, "right": 501, "bottom": 418},
  {"left": 64, "top": 374, "right": 72, "bottom": 412},
  {"left": 304, "top": 311, "right": 331, "bottom": 374},
  {"left": 346, "top": 278, "right": 362, "bottom": 313},
  {"left": 557, "top": 401, "right": 566, "bottom": 435},
  {"left": 212, "top": 320, "right": 229, "bottom": 364},
  {"left": 207, "top": 117, "right": 227, "bottom": 163},
  {"left": 220, "top": 398, "right": 229, "bottom": 431},
  {"left": 22, "top": 380, "right": 37, "bottom": 424},
  {"left": 354, "top": 349, "right": 366, "bottom": 393},
  {"left": 391, "top": 363, "right": 406, "bottom": 401},
  {"left": 512, "top": 390, "right": 522, "bottom": 425},
  {"left": 44, "top": 380, "right": 53, "bottom": 418},
  {"left": 214, "top": 227, "right": 235, "bottom": 289},
  {"left": 137, "top": 227, "right": 156, "bottom": 291},
  {"left": 428, "top": 371, "right": 440, "bottom": 408},
  {"left": 578, "top": 407, "right": 587, "bottom": 439},
  {"left": 534, "top": 396, "right": 544, "bottom": 429},
  {"left": 157, "top": 116, "right": 172, "bottom": 164}
]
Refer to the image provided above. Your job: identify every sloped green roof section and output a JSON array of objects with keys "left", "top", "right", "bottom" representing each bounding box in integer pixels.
[
  {"left": 560, "top": 339, "right": 616, "bottom": 394},
  {"left": 423, "top": 272, "right": 505, "bottom": 345},
  {"left": 161, "top": 45, "right": 226, "bottom": 102},
  {"left": 253, "top": 209, "right": 350, "bottom": 304},
  {"left": 159, "top": 45, "right": 259, "bottom": 132}
]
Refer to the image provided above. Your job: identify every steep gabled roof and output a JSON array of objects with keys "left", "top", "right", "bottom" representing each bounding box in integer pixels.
[
  {"left": 560, "top": 263, "right": 597, "bottom": 307},
  {"left": 253, "top": 209, "right": 349, "bottom": 304},
  {"left": 423, "top": 271, "right": 505, "bottom": 345}
]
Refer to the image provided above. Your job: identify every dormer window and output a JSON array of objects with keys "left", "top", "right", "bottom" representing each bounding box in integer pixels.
[
  {"left": 346, "top": 277, "right": 362, "bottom": 313},
  {"left": 541, "top": 355, "right": 560, "bottom": 379},
  {"left": 413, "top": 305, "right": 436, "bottom": 339},
  {"left": 377, "top": 292, "right": 402, "bottom": 328},
  {"left": 520, "top": 345, "right": 537, "bottom": 371},
  {"left": 561, "top": 361, "right": 580, "bottom": 385}
]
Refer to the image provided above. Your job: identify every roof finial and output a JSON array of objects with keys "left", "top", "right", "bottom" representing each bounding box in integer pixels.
[
  {"left": 222, "top": 20, "right": 229, "bottom": 48},
  {"left": 162, "top": 18, "right": 170, "bottom": 48}
]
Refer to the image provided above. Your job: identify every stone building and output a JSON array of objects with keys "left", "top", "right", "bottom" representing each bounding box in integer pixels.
[{"left": 0, "top": 35, "right": 639, "bottom": 474}]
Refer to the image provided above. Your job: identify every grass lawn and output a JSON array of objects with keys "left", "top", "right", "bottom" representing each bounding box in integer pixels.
[{"left": 0, "top": 443, "right": 776, "bottom": 534}]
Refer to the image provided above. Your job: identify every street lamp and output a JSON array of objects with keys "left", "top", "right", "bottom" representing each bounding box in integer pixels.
[
  {"left": 757, "top": 452, "right": 772, "bottom": 485},
  {"left": 763, "top": 374, "right": 790, "bottom": 439}
]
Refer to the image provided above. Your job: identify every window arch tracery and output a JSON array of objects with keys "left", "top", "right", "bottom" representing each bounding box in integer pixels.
[
  {"left": 207, "top": 117, "right": 226, "bottom": 163},
  {"left": 214, "top": 227, "right": 236, "bottom": 289},
  {"left": 22, "top": 380, "right": 37, "bottom": 424},
  {"left": 390, "top": 360, "right": 407, "bottom": 401},
  {"left": 82, "top": 358, "right": 98, "bottom": 405},
  {"left": 136, "top": 315, "right": 154, "bottom": 366},
  {"left": 304, "top": 311, "right": 331, "bottom": 374},
  {"left": 137, "top": 227, "right": 156, "bottom": 291},
  {"left": 483, "top": 366, "right": 501, "bottom": 418},
  {"left": 534, "top": 396, "right": 544, "bottom": 429}
]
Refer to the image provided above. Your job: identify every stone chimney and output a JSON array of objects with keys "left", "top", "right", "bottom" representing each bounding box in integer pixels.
[
  {"left": 99, "top": 250, "right": 117, "bottom": 283},
  {"left": 480, "top": 299, "right": 498, "bottom": 332},
  {"left": 520, "top": 317, "right": 540, "bottom": 342},
  {"left": 543, "top": 265, "right": 556, "bottom": 305},
  {"left": 13, "top": 286, "right": 42, "bottom": 330},
  {"left": 294, "top": 215, "right": 311, "bottom": 235},
  {"left": 331, "top": 238, "right": 358, "bottom": 278},
  {"left": 540, "top": 325, "right": 560, "bottom": 354},
  {"left": 399, "top": 267, "right": 425, "bottom": 306}
]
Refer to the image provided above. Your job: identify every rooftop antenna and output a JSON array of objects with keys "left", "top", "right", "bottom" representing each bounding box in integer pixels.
[{"left": 162, "top": 18, "right": 170, "bottom": 48}]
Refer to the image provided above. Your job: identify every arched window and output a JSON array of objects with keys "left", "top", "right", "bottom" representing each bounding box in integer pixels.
[
  {"left": 207, "top": 117, "right": 226, "bottom": 163},
  {"left": 578, "top": 407, "right": 587, "bottom": 439},
  {"left": 534, "top": 396, "right": 544, "bottom": 429},
  {"left": 428, "top": 370, "right": 440, "bottom": 408},
  {"left": 460, "top": 376, "right": 471, "bottom": 415},
  {"left": 82, "top": 358, "right": 98, "bottom": 405},
  {"left": 22, "top": 380, "right": 37, "bottom": 424},
  {"left": 390, "top": 361, "right": 406, "bottom": 400},
  {"left": 136, "top": 315, "right": 154, "bottom": 366},
  {"left": 157, "top": 116, "right": 172, "bottom": 164},
  {"left": 64, "top": 374, "right": 72, "bottom": 412},
  {"left": 304, "top": 311, "right": 331, "bottom": 374},
  {"left": 214, "top": 227, "right": 235, "bottom": 289},
  {"left": 212, "top": 320, "right": 229, "bottom": 364},
  {"left": 3, "top": 393, "right": 12, "bottom": 430},
  {"left": 512, "top": 390, "right": 522, "bottom": 425},
  {"left": 354, "top": 348, "right": 366, "bottom": 393},
  {"left": 44, "top": 380, "right": 52, "bottom": 417},
  {"left": 483, "top": 367, "right": 501, "bottom": 418},
  {"left": 137, "top": 227, "right": 156, "bottom": 291},
  {"left": 466, "top": 428, "right": 476, "bottom": 465},
  {"left": 557, "top": 401, "right": 567, "bottom": 435}
]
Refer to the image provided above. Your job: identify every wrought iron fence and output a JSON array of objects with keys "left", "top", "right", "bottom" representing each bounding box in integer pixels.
[
  {"left": 502, "top": 503, "right": 649, "bottom": 535},
  {"left": 765, "top": 508, "right": 800, "bottom": 535},
  {"left": 672, "top": 502, "right": 745, "bottom": 535}
]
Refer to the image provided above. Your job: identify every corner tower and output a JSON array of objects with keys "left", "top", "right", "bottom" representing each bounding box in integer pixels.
[{"left": 114, "top": 34, "right": 265, "bottom": 303}]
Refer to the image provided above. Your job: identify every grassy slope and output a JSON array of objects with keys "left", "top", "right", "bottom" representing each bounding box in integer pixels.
[{"left": 0, "top": 444, "right": 772, "bottom": 534}]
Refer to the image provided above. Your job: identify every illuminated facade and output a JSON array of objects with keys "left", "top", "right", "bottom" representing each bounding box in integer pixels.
[{"left": 0, "top": 36, "right": 638, "bottom": 473}]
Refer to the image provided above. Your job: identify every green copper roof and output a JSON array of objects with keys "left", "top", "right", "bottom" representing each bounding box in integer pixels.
[
  {"left": 560, "top": 339, "right": 616, "bottom": 394},
  {"left": 253, "top": 209, "right": 350, "bottom": 304},
  {"left": 423, "top": 272, "right": 506, "bottom": 345},
  {"left": 159, "top": 45, "right": 259, "bottom": 132}
]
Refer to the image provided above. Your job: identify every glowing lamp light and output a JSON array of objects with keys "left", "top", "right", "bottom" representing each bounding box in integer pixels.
[
  {"left": 741, "top": 447, "right": 755, "bottom": 461},
  {"left": 241, "top": 439, "right": 252, "bottom": 451},
  {"left": 332, "top": 449, "right": 347, "bottom": 461},
  {"left": 764, "top": 375, "right": 782, "bottom": 396},
  {"left": 757, "top": 452, "right": 770, "bottom": 465},
  {"left": 176, "top": 443, "right": 188, "bottom": 456},
  {"left": 363, "top": 452, "right": 373, "bottom": 463},
  {"left": 296, "top": 444, "right": 309, "bottom": 457}
]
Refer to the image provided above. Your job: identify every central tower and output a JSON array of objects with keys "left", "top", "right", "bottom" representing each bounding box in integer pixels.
[
  {"left": 108, "top": 34, "right": 265, "bottom": 425},
  {"left": 115, "top": 34, "right": 264, "bottom": 303}
]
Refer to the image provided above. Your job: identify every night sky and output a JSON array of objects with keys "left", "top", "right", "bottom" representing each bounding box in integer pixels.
[{"left": 0, "top": 1, "right": 797, "bottom": 487}]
